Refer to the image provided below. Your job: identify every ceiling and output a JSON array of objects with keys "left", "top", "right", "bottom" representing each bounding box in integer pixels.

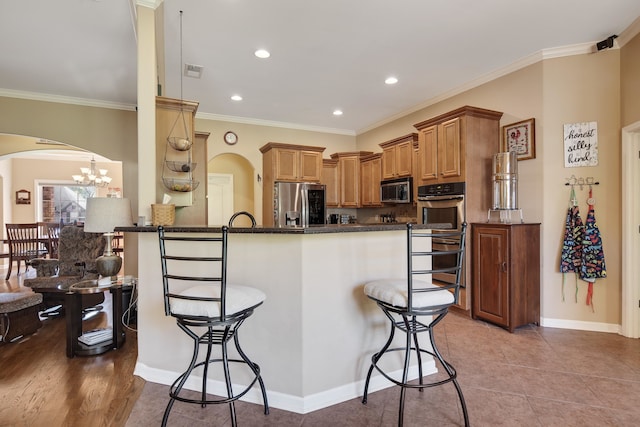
[{"left": 1, "top": 1, "right": 640, "bottom": 136}]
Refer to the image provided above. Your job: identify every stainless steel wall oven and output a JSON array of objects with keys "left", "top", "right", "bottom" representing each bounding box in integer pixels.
[{"left": 417, "top": 182, "right": 466, "bottom": 287}]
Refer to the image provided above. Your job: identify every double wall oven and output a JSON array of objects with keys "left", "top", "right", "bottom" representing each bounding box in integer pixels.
[{"left": 417, "top": 182, "right": 466, "bottom": 288}]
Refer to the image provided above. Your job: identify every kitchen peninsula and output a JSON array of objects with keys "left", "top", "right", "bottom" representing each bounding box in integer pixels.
[{"left": 123, "top": 224, "right": 441, "bottom": 414}]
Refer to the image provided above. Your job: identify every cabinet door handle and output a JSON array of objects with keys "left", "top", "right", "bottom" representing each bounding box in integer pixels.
[{"left": 501, "top": 262, "right": 507, "bottom": 272}]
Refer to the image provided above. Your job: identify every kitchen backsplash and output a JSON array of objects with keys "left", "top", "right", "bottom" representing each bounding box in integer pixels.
[{"left": 328, "top": 206, "right": 418, "bottom": 224}]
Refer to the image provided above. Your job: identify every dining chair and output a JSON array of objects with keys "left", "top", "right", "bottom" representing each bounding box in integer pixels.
[
  {"left": 5, "top": 223, "right": 48, "bottom": 280},
  {"left": 38, "top": 221, "right": 61, "bottom": 259}
]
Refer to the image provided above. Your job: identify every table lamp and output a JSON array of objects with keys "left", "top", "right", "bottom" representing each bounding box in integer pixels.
[{"left": 84, "top": 197, "right": 134, "bottom": 279}]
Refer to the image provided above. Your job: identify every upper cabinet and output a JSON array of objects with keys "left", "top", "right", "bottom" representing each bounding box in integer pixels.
[
  {"left": 360, "top": 153, "right": 383, "bottom": 207},
  {"left": 379, "top": 133, "right": 417, "bottom": 180},
  {"left": 416, "top": 118, "right": 461, "bottom": 181},
  {"left": 329, "top": 151, "right": 373, "bottom": 208},
  {"left": 414, "top": 106, "right": 503, "bottom": 185},
  {"left": 321, "top": 159, "right": 339, "bottom": 207},
  {"left": 260, "top": 142, "right": 325, "bottom": 183}
]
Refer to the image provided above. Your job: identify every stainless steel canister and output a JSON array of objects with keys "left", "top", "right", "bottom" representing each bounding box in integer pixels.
[{"left": 492, "top": 151, "right": 518, "bottom": 209}]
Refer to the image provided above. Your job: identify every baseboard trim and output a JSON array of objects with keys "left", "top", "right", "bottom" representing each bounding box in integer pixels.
[
  {"left": 540, "top": 317, "right": 621, "bottom": 334},
  {"left": 134, "top": 360, "right": 437, "bottom": 414}
]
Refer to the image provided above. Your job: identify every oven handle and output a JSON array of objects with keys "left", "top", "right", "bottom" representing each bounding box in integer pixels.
[{"left": 418, "top": 195, "right": 464, "bottom": 202}]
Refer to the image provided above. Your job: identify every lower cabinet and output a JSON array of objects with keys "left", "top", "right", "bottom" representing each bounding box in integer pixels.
[{"left": 471, "top": 222, "right": 540, "bottom": 332}]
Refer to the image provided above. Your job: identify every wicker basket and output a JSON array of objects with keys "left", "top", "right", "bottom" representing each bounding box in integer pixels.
[{"left": 151, "top": 204, "right": 176, "bottom": 226}]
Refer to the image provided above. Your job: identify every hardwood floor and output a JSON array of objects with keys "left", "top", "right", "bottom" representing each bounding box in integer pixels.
[{"left": 0, "top": 273, "right": 144, "bottom": 426}]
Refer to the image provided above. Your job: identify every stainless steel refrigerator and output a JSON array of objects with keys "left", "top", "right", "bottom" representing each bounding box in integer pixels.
[{"left": 273, "top": 182, "right": 326, "bottom": 227}]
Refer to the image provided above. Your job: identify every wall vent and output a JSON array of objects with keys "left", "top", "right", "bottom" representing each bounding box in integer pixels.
[{"left": 184, "top": 63, "right": 203, "bottom": 79}]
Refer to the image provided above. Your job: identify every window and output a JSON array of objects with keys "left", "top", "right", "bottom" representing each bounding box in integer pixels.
[{"left": 39, "top": 183, "right": 95, "bottom": 224}]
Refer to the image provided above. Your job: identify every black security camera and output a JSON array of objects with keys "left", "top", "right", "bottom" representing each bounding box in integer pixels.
[{"left": 596, "top": 35, "right": 618, "bottom": 51}]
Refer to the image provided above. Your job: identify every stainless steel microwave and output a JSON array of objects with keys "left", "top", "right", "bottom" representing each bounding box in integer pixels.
[{"left": 380, "top": 177, "right": 412, "bottom": 203}]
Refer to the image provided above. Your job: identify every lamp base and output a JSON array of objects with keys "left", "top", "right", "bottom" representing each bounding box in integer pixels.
[{"left": 96, "top": 254, "right": 122, "bottom": 279}]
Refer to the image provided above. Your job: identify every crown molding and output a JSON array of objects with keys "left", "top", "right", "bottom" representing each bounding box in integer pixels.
[
  {"left": 0, "top": 88, "right": 137, "bottom": 112},
  {"left": 196, "top": 111, "right": 356, "bottom": 136},
  {"left": 357, "top": 42, "right": 596, "bottom": 135},
  {"left": 540, "top": 42, "right": 596, "bottom": 59},
  {"left": 618, "top": 15, "right": 640, "bottom": 47}
]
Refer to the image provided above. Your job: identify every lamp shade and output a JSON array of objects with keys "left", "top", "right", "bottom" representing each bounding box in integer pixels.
[{"left": 84, "top": 197, "right": 134, "bottom": 233}]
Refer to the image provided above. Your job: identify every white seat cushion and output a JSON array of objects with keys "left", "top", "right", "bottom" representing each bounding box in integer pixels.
[
  {"left": 364, "top": 278, "right": 454, "bottom": 309},
  {"left": 170, "top": 284, "right": 266, "bottom": 318}
]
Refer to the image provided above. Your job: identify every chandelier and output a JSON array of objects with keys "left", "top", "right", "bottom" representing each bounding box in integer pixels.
[{"left": 72, "top": 157, "right": 112, "bottom": 187}]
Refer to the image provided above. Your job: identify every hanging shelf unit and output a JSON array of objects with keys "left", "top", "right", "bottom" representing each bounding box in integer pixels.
[
  {"left": 156, "top": 96, "right": 200, "bottom": 206},
  {"left": 161, "top": 100, "right": 199, "bottom": 193}
]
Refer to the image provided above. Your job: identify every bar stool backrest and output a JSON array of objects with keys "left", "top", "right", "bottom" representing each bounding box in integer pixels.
[
  {"left": 405, "top": 222, "right": 467, "bottom": 316},
  {"left": 157, "top": 226, "right": 231, "bottom": 323}
]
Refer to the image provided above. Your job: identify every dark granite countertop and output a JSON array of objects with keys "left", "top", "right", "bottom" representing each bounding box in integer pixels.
[{"left": 116, "top": 223, "right": 445, "bottom": 234}]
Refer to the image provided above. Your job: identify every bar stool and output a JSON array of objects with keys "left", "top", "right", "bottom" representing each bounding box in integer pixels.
[
  {"left": 362, "top": 223, "right": 469, "bottom": 426},
  {"left": 157, "top": 226, "right": 269, "bottom": 427}
]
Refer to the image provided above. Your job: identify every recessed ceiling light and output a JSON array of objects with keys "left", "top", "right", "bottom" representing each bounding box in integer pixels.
[
  {"left": 231, "top": 95, "right": 243, "bottom": 101},
  {"left": 333, "top": 110, "right": 343, "bottom": 116},
  {"left": 385, "top": 76, "right": 398, "bottom": 85},
  {"left": 255, "top": 49, "right": 270, "bottom": 59}
]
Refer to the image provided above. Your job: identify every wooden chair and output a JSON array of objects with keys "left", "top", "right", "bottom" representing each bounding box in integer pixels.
[
  {"left": 44, "top": 222, "right": 61, "bottom": 259},
  {"left": 5, "top": 223, "right": 48, "bottom": 280}
]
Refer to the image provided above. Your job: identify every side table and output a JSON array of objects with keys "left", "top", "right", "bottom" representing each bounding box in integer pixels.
[{"left": 65, "top": 279, "right": 127, "bottom": 358}]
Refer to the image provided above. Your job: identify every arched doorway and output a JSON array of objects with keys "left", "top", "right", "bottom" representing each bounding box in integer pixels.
[
  {"left": 208, "top": 153, "right": 255, "bottom": 226},
  {"left": 0, "top": 134, "right": 123, "bottom": 235}
]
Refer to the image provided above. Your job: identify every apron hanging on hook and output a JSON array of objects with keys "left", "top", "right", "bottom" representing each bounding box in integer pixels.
[
  {"left": 560, "top": 185, "right": 584, "bottom": 302},
  {"left": 580, "top": 185, "right": 607, "bottom": 311}
]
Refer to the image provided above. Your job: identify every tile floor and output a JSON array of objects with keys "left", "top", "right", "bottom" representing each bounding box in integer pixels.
[{"left": 126, "top": 311, "right": 640, "bottom": 426}]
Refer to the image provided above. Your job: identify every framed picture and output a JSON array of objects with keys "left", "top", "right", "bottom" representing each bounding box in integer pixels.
[
  {"left": 502, "top": 118, "right": 536, "bottom": 161},
  {"left": 16, "top": 189, "right": 31, "bottom": 205}
]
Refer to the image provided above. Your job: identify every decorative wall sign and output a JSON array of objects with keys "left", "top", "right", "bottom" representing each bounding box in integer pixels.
[
  {"left": 502, "top": 118, "right": 535, "bottom": 160},
  {"left": 16, "top": 189, "right": 31, "bottom": 205},
  {"left": 564, "top": 121, "right": 598, "bottom": 167}
]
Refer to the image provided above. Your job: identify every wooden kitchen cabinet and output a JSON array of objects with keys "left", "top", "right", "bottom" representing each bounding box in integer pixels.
[
  {"left": 417, "top": 119, "right": 461, "bottom": 181},
  {"left": 414, "top": 106, "right": 502, "bottom": 185},
  {"left": 380, "top": 133, "right": 417, "bottom": 180},
  {"left": 330, "top": 151, "right": 373, "bottom": 208},
  {"left": 471, "top": 222, "right": 540, "bottom": 332},
  {"left": 261, "top": 142, "right": 326, "bottom": 226},
  {"left": 360, "top": 153, "right": 382, "bottom": 207},
  {"left": 414, "top": 106, "right": 503, "bottom": 312},
  {"left": 322, "top": 159, "right": 339, "bottom": 207},
  {"left": 260, "top": 142, "right": 324, "bottom": 183}
]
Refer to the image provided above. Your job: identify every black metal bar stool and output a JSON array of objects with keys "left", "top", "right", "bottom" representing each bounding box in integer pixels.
[
  {"left": 158, "top": 226, "right": 269, "bottom": 427},
  {"left": 362, "top": 223, "right": 469, "bottom": 426}
]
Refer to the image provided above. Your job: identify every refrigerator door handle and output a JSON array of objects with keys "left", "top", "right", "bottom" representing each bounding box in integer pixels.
[{"left": 300, "top": 187, "right": 309, "bottom": 227}]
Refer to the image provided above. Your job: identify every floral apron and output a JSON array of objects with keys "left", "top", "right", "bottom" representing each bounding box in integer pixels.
[
  {"left": 580, "top": 187, "right": 606, "bottom": 311},
  {"left": 559, "top": 186, "right": 584, "bottom": 302}
]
